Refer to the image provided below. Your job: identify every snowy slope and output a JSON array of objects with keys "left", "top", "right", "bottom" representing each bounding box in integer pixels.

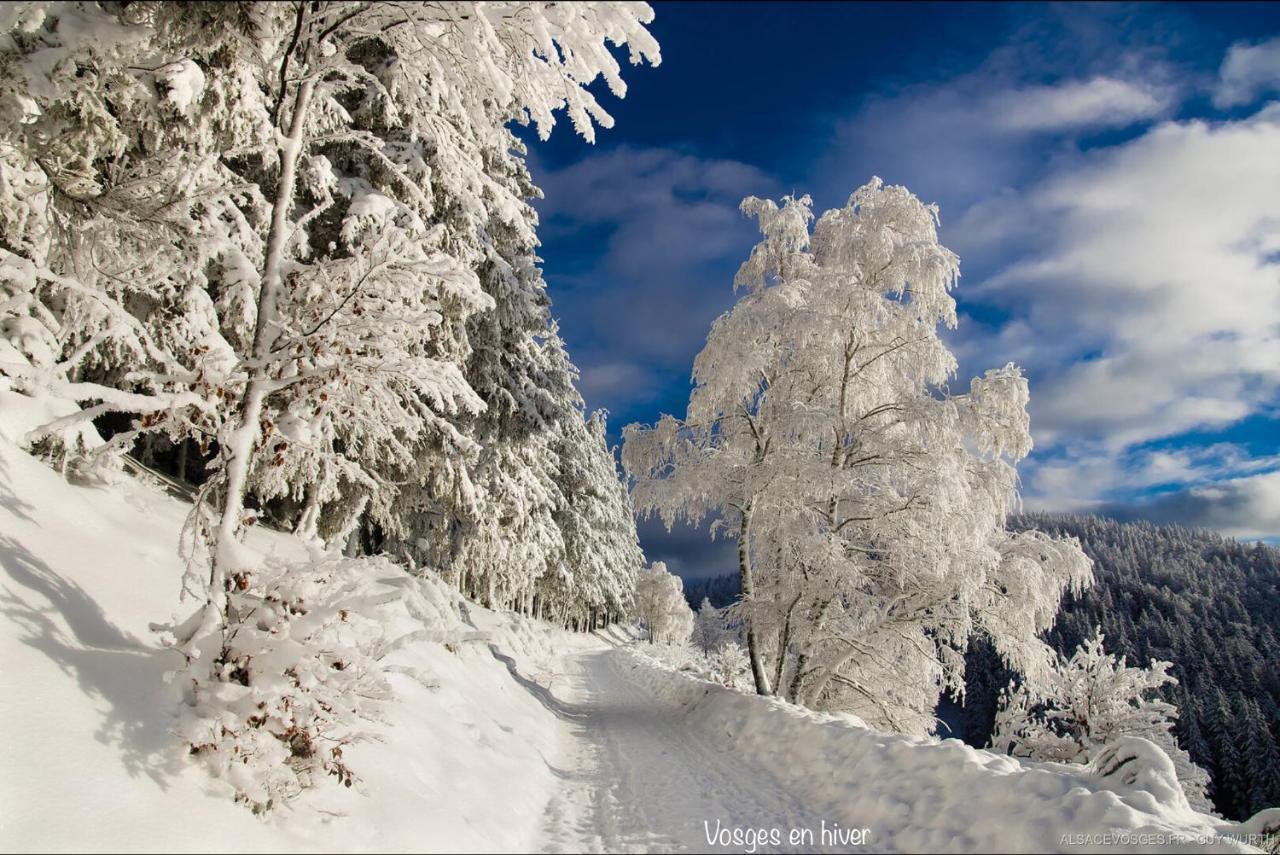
[
  {"left": 0, "top": 424, "right": 581, "bottom": 853},
  {"left": 608, "top": 650, "right": 1276, "bottom": 853}
]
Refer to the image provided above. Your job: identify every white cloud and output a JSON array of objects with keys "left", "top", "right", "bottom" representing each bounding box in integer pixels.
[
  {"left": 977, "top": 105, "right": 1280, "bottom": 452},
  {"left": 1023, "top": 443, "right": 1280, "bottom": 515},
  {"left": 1213, "top": 34, "right": 1280, "bottom": 108},
  {"left": 1101, "top": 469, "right": 1280, "bottom": 540},
  {"left": 577, "top": 360, "right": 657, "bottom": 407},
  {"left": 991, "top": 76, "right": 1171, "bottom": 132}
]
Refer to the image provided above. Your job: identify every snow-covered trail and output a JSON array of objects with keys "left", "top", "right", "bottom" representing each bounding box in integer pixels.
[
  {"left": 530, "top": 640, "right": 1272, "bottom": 855},
  {"left": 536, "top": 642, "right": 825, "bottom": 854}
]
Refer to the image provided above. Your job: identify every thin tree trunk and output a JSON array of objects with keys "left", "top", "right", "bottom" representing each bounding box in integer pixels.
[
  {"left": 774, "top": 590, "right": 802, "bottom": 695},
  {"left": 296, "top": 481, "right": 322, "bottom": 542},
  {"left": 209, "top": 75, "right": 315, "bottom": 615},
  {"left": 804, "top": 639, "right": 861, "bottom": 708},
  {"left": 737, "top": 500, "right": 773, "bottom": 696},
  {"left": 788, "top": 596, "right": 833, "bottom": 702}
]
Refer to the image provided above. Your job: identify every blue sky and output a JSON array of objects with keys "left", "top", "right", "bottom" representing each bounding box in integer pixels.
[{"left": 520, "top": 1, "right": 1280, "bottom": 579}]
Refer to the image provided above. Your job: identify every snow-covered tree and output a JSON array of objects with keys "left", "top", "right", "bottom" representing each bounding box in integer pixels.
[
  {"left": 550, "top": 407, "right": 646, "bottom": 627},
  {"left": 0, "top": 0, "right": 659, "bottom": 579},
  {"left": 1, "top": 0, "right": 659, "bottom": 807},
  {"left": 634, "top": 561, "right": 693, "bottom": 645},
  {"left": 693, "top": 597, "right": 726, "bottom": 655},
  {"left": 991, "top": 629, "right": 1212, "bottom": 811},
  {"left": 623, "top": 180, "right": 1091, "bottom": 732},
  {"left": 386, "top": 127, "right": 578, "bottom": 607},
  {"left": 713, "top": 641, "right": 751, "bottom": 691}
]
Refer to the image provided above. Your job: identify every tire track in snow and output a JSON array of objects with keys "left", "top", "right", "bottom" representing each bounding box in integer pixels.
[{"left": 536, "top": 646, "right": 837, "bottom": 854}]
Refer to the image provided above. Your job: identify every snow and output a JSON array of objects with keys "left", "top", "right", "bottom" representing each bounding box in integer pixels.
[
  {"left": 0, "top": 429, "right": 1270, "bottom": 852},
  {"left": 0, "top": 382, "right": 102, "bottom": 450},
  {"left": 155, "top": 59, "right": 205, "bottom": 118},
  {"left": 602, "top": 649, "right": 1264, "bottom": 853},
  {"left": 0, "top": 431, "right": 573, "bottom": 852}
]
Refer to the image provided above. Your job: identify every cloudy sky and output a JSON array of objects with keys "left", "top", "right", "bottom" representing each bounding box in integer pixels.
[{"left": 520, "top": 1, "right": 1280, "bottom": 579}]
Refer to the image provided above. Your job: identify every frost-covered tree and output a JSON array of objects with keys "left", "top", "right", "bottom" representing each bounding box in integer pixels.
[
  {"left": 0, "top": 0, "right": 658, "bottom": 619},
  {"left": 0, "top": 0, "right": 659, "bottom": 806},
  {"left": 550, "top": 407, "right": 645, "bottom": 628},
  {"left": 991, "top": 629, "right": 1212, "bottom": 811},
  {"left": 634, "top": 561, "right": 693, "bottom": 644},
  {"left": 623, "top": 180, "right": 1091, "bottom": 732},
  {"left": 959, "top": 512, "right": 1280, "bottom": 820},
  {"left": 693, "top": 597, "right": 726, "bottom": 655},
  {"left": 386, "top": 128, "right": 577, "bottom": 605},
  {"left": 713, "top": 641, "right": 751, "bottom": 691}
]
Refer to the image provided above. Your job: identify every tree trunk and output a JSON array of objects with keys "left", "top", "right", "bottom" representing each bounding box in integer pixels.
[
  {"left": 788, "top": 596, "right": 833, "bottom": 702},
  {"left": 296, "top": 480, "right": 322, "bottom": 543},
  {"left": 209, "top": 75, "right": 316, "bottom": 616},
  {"left": 804, "top": 645, "right": 859, "bottom": 708},
  {"left": 773, "top": 591, "right": 802, "bottom": 695},
  {"left": 737, "top": 500, "right": 773, "bottom": 696}
]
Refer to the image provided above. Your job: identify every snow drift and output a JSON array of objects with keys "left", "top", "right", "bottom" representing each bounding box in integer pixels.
[{"left": 622, "top": 648, "right": 1277, "bottom": 853}]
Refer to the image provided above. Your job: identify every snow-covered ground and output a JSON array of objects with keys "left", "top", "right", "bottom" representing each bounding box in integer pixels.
[
  {"left": 1, "top": 428, "right": 1275, "bottom": 853},
  {"left": 0, "top": 423, "right": 577, "bottom": 852}
]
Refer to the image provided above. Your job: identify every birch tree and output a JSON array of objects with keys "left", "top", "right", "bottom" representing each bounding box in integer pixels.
[
  {"left": 634, "top": 561, "right": 694, "bottom": 644},
  {"left": 623, "top": 180, "right": 1092, "bottom": 730}
]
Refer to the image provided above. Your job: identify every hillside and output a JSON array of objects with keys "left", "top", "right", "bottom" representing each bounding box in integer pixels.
[
  {"left": 4, "top": 431, "right": 1278, "bottom": 851},
  {"left": 963, "top": 514, "right": 1280, "bottom": 821},
  {"left": 0, "top": 415, "right": 582, "bottom": 852}
]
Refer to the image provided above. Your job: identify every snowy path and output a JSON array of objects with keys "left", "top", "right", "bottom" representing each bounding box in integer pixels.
[{"left": 535, "top": 642, "right": 826, "bottom": 854}]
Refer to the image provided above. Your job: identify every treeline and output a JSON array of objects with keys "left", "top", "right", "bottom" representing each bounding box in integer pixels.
[{"left": 682, "top": 574, "right": 742, "bottom": 610}]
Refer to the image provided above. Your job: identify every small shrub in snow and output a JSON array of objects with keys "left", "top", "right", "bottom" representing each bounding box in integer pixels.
[
  {"left": 645, "top": 641, "right": 700, "bottom": 673},
  {"left": 643, "top": 639, "right": 752, "bottom": 693},
  {"left": 712, "top": 642, "right": 751, "bottom": 691},
  {"left": 991, "top": 628, "right": 1212, "bottom": 812},
  {"left": 1088, "top": 736, "right": 1192, "bottom": 813},
  {"left": 159, "top": 552, "right": 398, "bottom": 811}
]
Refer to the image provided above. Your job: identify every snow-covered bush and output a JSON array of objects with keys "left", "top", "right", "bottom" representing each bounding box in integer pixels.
[
  {"left": 0, "top": 302, "right": 117, "bottom": 481},
  {"left": 645, "top": 641, "right": 700, "bottom": 673},
  {"left": 991, "top": 629, "right": 1212, "bottom": 811},
  {"left": 711, "top": 641, "right": 751, "bottom": 691},
  {"left": 160, "top": 552, "right": 402, "bottom": 811},
  {"left": 1088, "top": 736, "right": 1194, "bottom": 814}
]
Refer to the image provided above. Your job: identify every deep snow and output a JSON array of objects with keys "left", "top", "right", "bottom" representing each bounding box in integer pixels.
[
  {"left": 0, "top": 414, "right": 575, "bottom": 852},
  {"left": 1, "top": 420, "right": 1276, "bottom": 853}
]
